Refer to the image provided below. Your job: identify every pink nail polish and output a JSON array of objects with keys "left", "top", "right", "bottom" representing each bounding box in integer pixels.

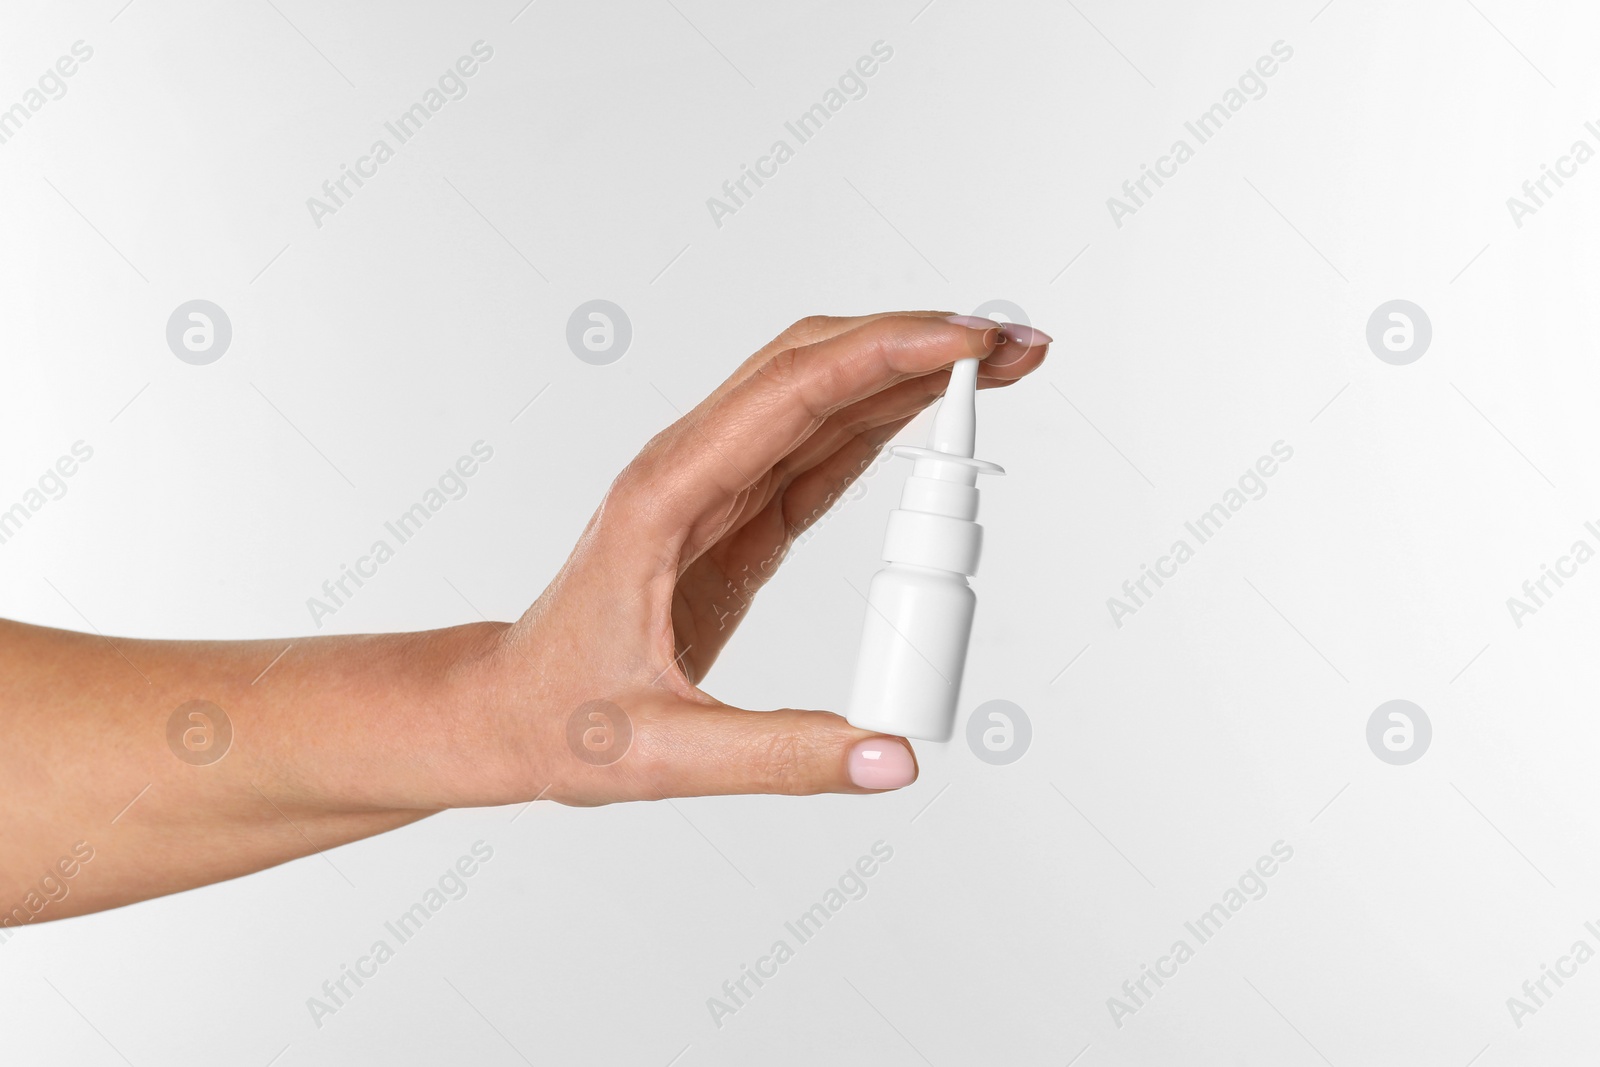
[
  {"left": 942, "top": 314, "right": 999, "bottom": 330},
  {"left": 848, "top": 738, "right": 917, "bottom": 790},
  {"left": 984, "top": 324, "right": 1052, "bottom": 368},
  {"left": 1001, "top": 323, "right": 1052, "bottom": 347}
]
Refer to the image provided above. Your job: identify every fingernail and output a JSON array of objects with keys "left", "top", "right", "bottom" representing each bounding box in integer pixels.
[
  {"left": 986, "top": 324, "right": 1052, "bottom": 368},
  {"left": 848, "top": 738, "right": 918, "bottom": 790},
  {"left": 1002, "top": 323, "right": 1052, "bottom": 347}
]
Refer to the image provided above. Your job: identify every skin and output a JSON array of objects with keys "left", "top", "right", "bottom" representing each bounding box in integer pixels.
[{"left": 0, "top": 312, "right": 1050, "bottom": 921}]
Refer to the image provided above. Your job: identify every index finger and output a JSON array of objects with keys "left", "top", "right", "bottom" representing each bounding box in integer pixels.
[
  {"left": 698, "top": 310, "right": 957, "bottom": 410},
  {"left": 635, "top": 314, "right": 1006, "bottom": 532}
]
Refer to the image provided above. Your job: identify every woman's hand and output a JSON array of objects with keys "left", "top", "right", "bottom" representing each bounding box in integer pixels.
[
  {"left": 0, "top": 311, "right": 1049, "bottom": 920},
  {"left": 463, "top": 311, "right": 1052, "bottom": 807}
]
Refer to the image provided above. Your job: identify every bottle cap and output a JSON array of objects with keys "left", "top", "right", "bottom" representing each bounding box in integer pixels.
[{"left": 880, "top": 359, "right": 1003, "bottom": 571}]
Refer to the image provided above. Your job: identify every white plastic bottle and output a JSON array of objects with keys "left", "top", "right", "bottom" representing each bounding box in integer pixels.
[{"left": 846, "top": 358, "right": 1003, "bottom": 741}]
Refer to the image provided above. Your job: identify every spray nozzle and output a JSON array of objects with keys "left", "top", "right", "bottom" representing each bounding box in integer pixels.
[
  {"left": 928, "top": 357, "right": 979, "bottom": 457},
  {"left": 891, "top": 357, "right": 1004, "bottom": 477}
]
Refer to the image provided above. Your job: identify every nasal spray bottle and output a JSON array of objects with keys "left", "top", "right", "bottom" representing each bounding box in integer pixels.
[{"left": 845, "top": 357, "right": 1003, "bottom": 741}]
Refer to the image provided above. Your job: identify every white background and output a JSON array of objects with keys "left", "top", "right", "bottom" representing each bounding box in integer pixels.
[{"left": 3, "top": 0, "right": 1599, "bottom": 1063}]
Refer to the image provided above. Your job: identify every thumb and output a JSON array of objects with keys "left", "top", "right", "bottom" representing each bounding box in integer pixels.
[{"left": 567, "top": 697, "right": 919, "bottom": 801}]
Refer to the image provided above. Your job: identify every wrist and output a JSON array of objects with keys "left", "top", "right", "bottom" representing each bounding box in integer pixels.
[
  {"left": 284, "top": 621, "right": 516, "bottom": 815},
  {"left": 420, "top": 619, "right": 527, "bottom": 809}
]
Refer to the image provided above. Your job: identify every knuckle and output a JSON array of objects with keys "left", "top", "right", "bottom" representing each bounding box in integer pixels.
[
  {"left": 603, "top": 463, "right": 641, "bottom": 506},
  {"left": 839, "top": 412, "right": 879, "bottom": 439},
  {"left": 757, "top": 344, "right": 801, "bottom": 385},
  {"left": 607, "top": 423, "right": 679, "bottom": 507},
  {"left": 758, "top": 346, "right": 819, "bottom": 416},
  {"left": 544, "top": 782, "right": 596, "bottom": 807},
  {"left": 781, "top": 314, "right": 836, "bottom": 347},
  {"left": 628, "top": 735, "right": 679, "bottom": 798},
  {"left": 755, "top": 712, "right": 840, "bottom": 793},
  {"left": 758, "top": 729, "right": 811, "bottom": 792},
  {"left": 755, "top": 344, "right": 838, "bottom": 424},
  {"left": 594, "top": 465, "right": 646, "bottom": 534}
]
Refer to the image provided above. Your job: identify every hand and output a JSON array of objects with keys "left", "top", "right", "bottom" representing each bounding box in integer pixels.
[
  {"left": 464, "top": 311, "right": 1052, "bottom": 806},
  {"left": 0, "top": 312, "right": 1049, "bottom": 920}
]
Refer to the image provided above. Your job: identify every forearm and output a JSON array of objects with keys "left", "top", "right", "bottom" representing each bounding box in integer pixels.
[{"left": 0, "top": 617, "right": 509, "bottom": 921}]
